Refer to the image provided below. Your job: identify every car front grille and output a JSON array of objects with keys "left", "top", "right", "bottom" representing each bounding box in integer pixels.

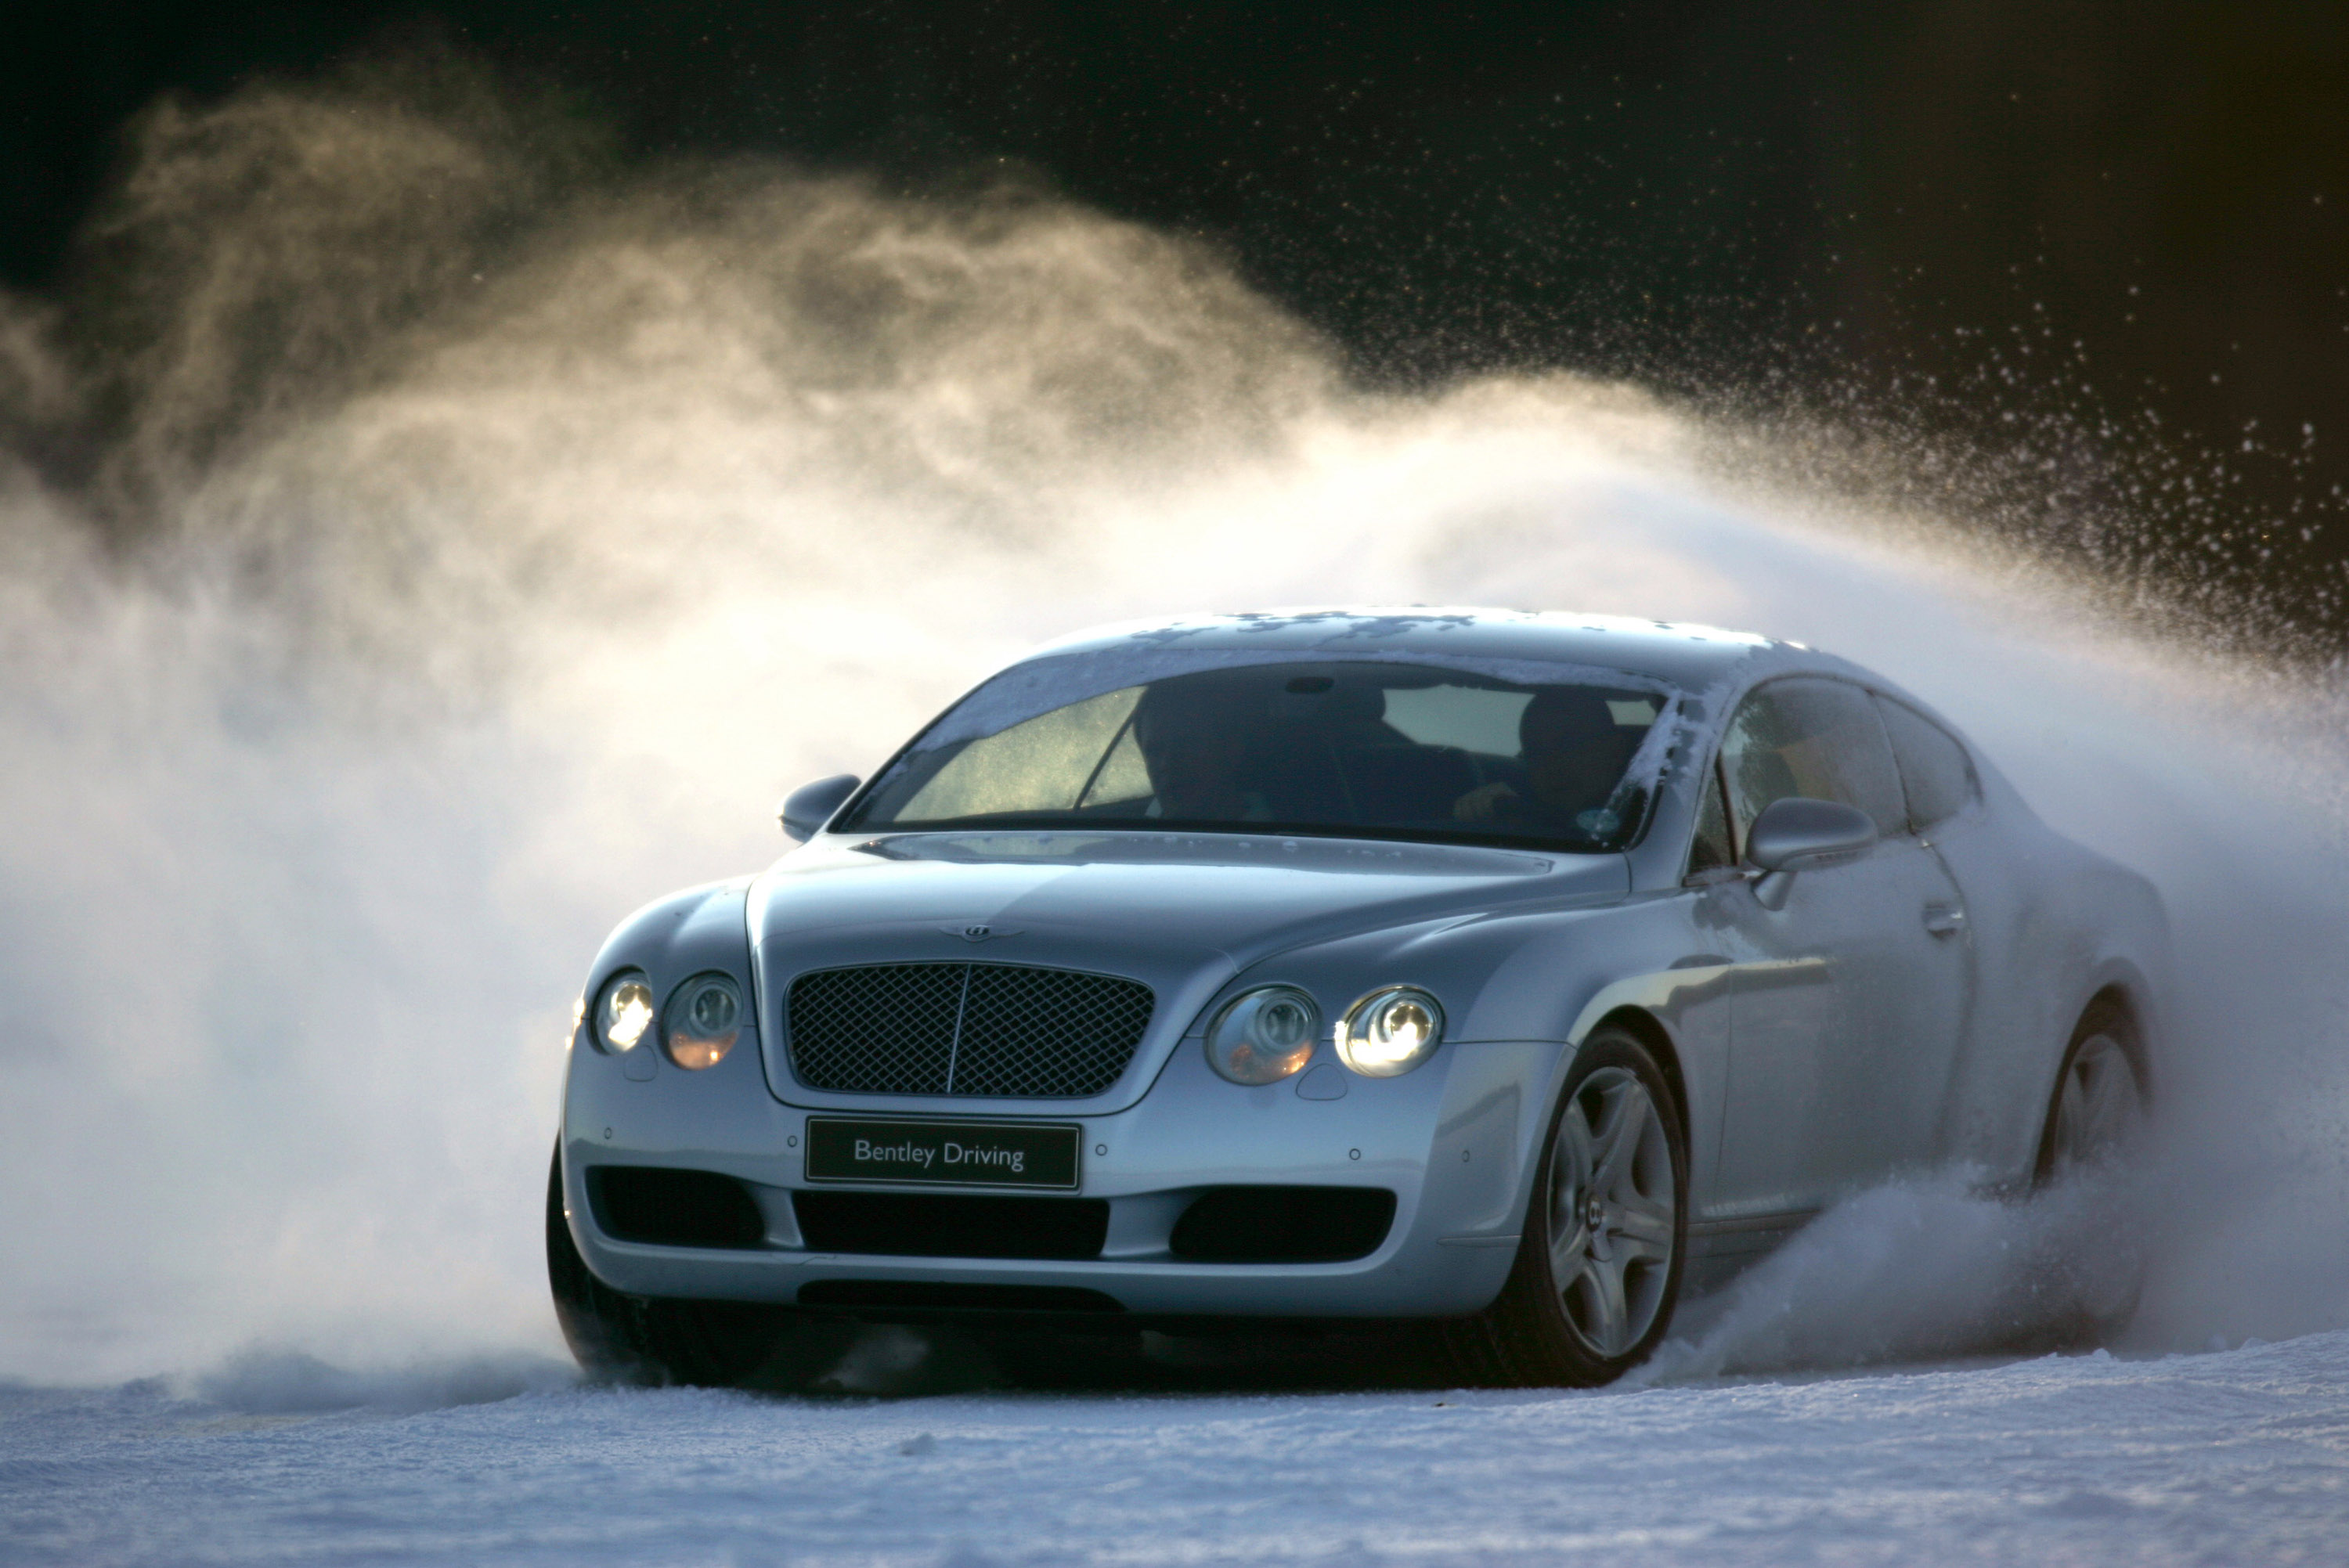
[{"left": 783, "top": 961, "right": 1155, "bottom": 1098}]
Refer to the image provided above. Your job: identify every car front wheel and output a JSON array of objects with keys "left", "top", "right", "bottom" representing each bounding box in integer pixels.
[{"left": 1447, "top": 1025, "right": 1689, "bottom": 1386}]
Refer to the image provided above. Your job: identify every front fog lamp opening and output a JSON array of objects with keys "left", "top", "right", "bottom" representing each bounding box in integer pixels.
[
  {"left": 1339, "top": 987, "right": 1445, "bottom": 1077},
  {"left": 597, "top": 971, "right": 655, "bottom": 1054},
  {"left": 666, "top": 974, "right": 743, "bottom": 1070},
  {"left": 1204, "top": 986, "right": 1321, "bottom": 1086}
]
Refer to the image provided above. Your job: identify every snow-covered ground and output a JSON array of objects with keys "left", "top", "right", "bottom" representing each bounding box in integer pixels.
[
  {"left": 8, "top": 1332, "right": 2348, "bottom": 1566},
  {"left": 9, "top": 78, "right": 2349, "bottom": 1568}
]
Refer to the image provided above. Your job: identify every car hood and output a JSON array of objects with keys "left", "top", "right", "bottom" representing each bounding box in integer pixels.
[{"left": 748, "top": 829, "right": 1628, "bottom": 1112}]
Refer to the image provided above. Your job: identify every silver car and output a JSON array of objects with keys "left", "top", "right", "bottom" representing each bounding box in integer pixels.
[{"left": 547, "top": 608, "right": 2166, "bottom": 1386}]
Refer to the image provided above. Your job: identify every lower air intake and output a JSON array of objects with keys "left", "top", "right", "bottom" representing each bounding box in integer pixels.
[
  {"left": 1169, "top": 1186, "right": 1398, "bottom": 1263},
  {"left": 792, "top": 1190, "right": 1109, "bottom": 1260},
  {"left": 796, "top": 1281, "right": 1124, "bottom": 1314},
  {"left": 588, "top": 1166, "right": 767, "bottom": 1249}
]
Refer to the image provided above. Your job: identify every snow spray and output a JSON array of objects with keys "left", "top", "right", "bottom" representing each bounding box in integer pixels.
[{"left": 3, "top": 65, "right": 2346, "bottom": 1385}]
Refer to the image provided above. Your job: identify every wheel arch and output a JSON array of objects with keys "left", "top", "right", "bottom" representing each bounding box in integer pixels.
[
  {"left": 2029, "top": 979, "right": 2153, "bottom": 1188},
  {"left": 1582, "top": 1004, "right": 1692, "bottom": 1150},
  {"left": 2066, "top": 968, "right": 2157, "bottom": 1107},
  {"left": 1546, "top": 969, "right": 1723, "bottom": 1218},
  {"left": 1488, "top": 998, "right": 1700, "bottom": 1256}
]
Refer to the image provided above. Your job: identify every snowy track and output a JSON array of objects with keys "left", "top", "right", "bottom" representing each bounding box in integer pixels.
[
  {"left": 12, "top": 70, "right": 2349, "bottom": 1568},
  {"left": 9, "top": 1333, "right": 2349, "bottom": 1566}
]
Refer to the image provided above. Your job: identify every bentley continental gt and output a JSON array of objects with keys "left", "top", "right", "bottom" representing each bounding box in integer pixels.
[{"left": 547, "top": 609, "right": 2165, "bottom": 1386}]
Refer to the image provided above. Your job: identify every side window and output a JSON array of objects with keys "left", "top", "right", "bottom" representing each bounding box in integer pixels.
[
  {"left": 1720, "top": 679, "right": 1907, "bottom": 842},
  {"left": 1686, "top": 759, "right": 1735, "bottom": 877},
  {"left": 1875, "top": 697, "right": 1979, "bottom": 831}
]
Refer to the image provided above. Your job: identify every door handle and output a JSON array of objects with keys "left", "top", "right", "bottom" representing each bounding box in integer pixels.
[{"left": 1922, "top": 903, "right": 1967, "bottom": 936}]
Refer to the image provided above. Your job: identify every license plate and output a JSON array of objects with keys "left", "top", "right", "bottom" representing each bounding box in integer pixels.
[{"left": 803, "top": 1118, "right": 1081, "bottom": 1191}]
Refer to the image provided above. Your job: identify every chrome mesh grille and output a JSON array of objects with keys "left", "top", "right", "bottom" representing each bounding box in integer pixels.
[{"left": 784, "top": 962, "right": 1155, "bottom": 1098}]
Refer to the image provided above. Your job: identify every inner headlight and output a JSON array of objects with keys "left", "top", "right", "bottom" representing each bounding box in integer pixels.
[
  {"left": 596, "top": 970, "right": 655, "bottom": 1053},
  {"left": 1338, "top": 986, "right": 1445, "bottom": 1077},
  {"left": 1203, "top": 985, "right": 1321, "bottom": 1085},
  {"left": 666, "top": 973, "right": 743, "bottom": 1070}
]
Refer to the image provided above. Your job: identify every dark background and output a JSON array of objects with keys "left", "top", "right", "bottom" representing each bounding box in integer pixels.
[{"left": 8, "top": 2, "right": 2346, "bottom": 642}]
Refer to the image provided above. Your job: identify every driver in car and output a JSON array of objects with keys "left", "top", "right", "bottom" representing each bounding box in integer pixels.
[
  {"left": 1133, "top": 682, "right": 1276, "bottom": 822},
  {"left": 1454, "top": 687, "right": 1640, "bottom": 837}
]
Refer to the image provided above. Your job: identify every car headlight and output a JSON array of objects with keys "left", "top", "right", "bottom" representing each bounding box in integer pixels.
[
  {"left": 1203, "top": 986, "right": 1321, "bottom": 1085},
  {"left": 1338, "top": 986, "right": 1445, "bottom": 1077},
  {"left": 595, "top": 969, "right": 656, "bottom": 1053},
  {"left": 666, "top": 973, "right": 743, "bottom": 1070}
]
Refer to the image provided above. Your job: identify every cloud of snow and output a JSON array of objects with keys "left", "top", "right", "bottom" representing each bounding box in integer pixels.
[
  {"left": 2, "top": 59, "right": 2347, "bottom": 1385},
  {"left": 1632, "top": 1170, "right": 2139, "bottom": 1381},
  {"left": 188, "top": 1346, "right": 576, "bottom": 1414}
]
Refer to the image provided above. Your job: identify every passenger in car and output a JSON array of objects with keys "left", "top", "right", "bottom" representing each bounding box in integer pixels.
[{"left": 1452, "top": 688, "right": 1643, "bottom": 835}]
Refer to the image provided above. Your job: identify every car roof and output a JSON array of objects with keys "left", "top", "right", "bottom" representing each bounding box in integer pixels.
[{"left": 1020, "top": 607, "right": 1782, "bottom": 690}]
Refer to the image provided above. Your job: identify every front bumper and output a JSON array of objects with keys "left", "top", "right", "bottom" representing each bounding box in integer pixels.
[{"left": 561, "top": 1026, "right": 1564, "bottom": 1319}]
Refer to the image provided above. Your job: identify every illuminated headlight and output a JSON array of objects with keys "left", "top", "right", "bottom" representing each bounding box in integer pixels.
[
  {"left": 1203, "top": 986, "right": 1320, "bottom": 1085},
  {"left": 1338, "top": 986, "right": 1445, "bottom": 1077},
  {"left": 595, "top": 970, "right": 655, "bottom": 1053},
  {"left": 665, "top": 973, "right": 743, "bottom": 1070}
]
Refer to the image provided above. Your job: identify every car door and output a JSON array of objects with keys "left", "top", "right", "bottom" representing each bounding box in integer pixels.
[
  {"left": 1709, "top": 677, "right": 1972, "bottom": 1213},
  {"left": 1872, "top": 694, "right": 1995, "bottom": 1155}
]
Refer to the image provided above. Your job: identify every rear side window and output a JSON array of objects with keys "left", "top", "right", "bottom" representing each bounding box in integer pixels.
[
  {"left": 1720, "top": 678, "right": 1907, "bottom": 839},
  {"left": 1875, "top": 698, "right": 1979, "bottom": 831}
]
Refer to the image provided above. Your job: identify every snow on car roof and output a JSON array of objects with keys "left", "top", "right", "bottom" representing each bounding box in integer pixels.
[
  {"left": 912, "top": 609, "right": 1783, "bottom": 752},
  {"left": 1023, "top": 607, "right": 1777, "bottom": 689}
]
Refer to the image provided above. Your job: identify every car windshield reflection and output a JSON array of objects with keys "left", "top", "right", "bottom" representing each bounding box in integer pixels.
[{"left": 843, "top": 660, "right": 1671, "bottom": 853}]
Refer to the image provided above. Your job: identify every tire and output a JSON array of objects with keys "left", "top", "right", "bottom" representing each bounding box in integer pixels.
[
  {"left": 1445, "top": 1026, "right": 1689, "bottom": 1386},
  {"left": 2025, "top": 1000, "right": 2150, "bottom": 1345},
  {"left": 2034, "top": 1000, "right": 2149, "bottom": 1184},
  {"left": 545, "top": 1144, "right": 849, "bottom": 1387}
]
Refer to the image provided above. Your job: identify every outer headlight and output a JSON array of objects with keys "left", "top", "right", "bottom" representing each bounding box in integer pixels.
[
  {"left": 595, "top": 969, "right": 656, "bottom": 1053},
  {"left": 665, "top": 973, "right": 743, "bottom": 1070},
  {"left": 1203, "top": 986, "right": 1321, "bottom": 1085},
  {"left": 1338, "top": 986, "right": 1445, "bottom": 1077}
]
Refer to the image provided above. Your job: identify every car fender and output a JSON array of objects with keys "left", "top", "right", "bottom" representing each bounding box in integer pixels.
[
  {"left": 1429, "top": 941, "right": 1734, "bottom": 1262},
  {"left": 560, "top": 877, "right": 764, "bottom": 1249},
  {"left": 570, "top": 877, "right": 761, "bottom": 1050}
]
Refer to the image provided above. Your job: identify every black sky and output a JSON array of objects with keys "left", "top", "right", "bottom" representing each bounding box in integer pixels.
[{"left": 9, "top": 1, "right": 2348, "bottom": 638}]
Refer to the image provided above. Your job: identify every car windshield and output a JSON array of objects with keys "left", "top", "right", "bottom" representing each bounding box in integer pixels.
[{"left": 842, "top": 658, "right": 1672, "bottom": 852}]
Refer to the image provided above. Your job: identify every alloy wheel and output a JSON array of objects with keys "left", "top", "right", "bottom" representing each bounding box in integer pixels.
[{"left": 1546, "top": 1065, "right": 1676, "bottom": 1358}]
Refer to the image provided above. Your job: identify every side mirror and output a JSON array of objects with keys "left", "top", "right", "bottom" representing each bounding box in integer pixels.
[
  {"left": 778, "top": 773, "right": 861, "bottom": 842},
  {"left": 1745, "top": 796, "right": 1877, "bottom": 909}
]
